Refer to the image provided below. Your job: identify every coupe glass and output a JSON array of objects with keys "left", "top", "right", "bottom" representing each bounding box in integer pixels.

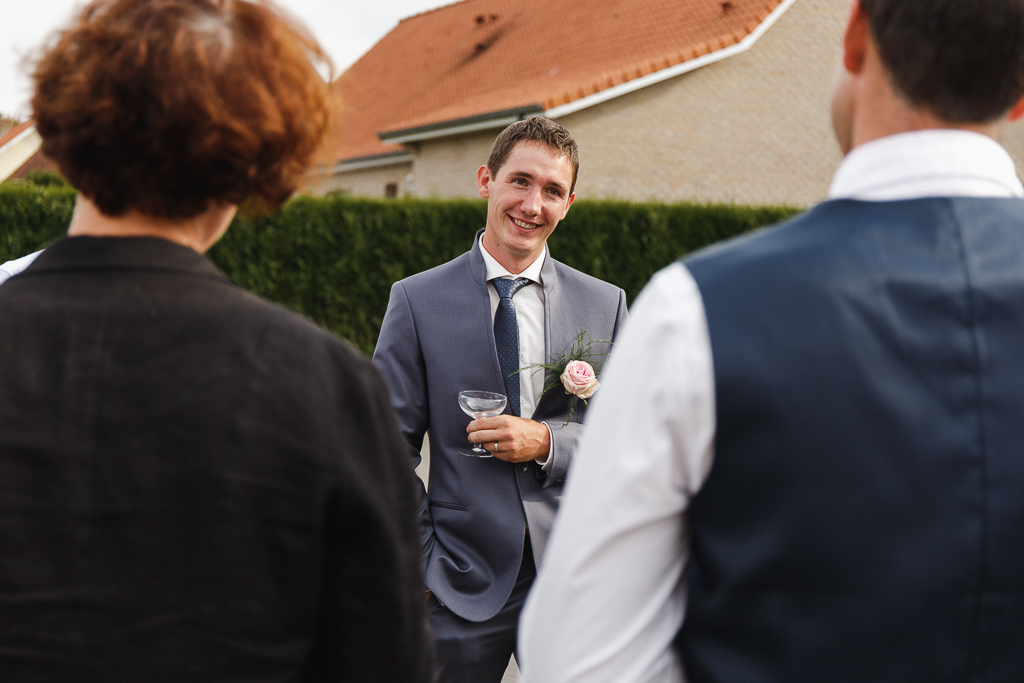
[{"left": 457, "top": 390, "right": 507, "bottom": 457}]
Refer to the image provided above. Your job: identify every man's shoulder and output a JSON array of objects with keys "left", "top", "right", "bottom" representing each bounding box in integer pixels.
[
  {"left": 386, "top": 248, "right": 481, "bottom": 315},
  {"left": 393, "top": 249, "right": 474, "bottom": 291},
  {"left": 233, "top": 286, "right": 368, "bottom": 370},
  {"left": 137, "top": 273, "right": 372, "bottom": 387},
  {"left": 682, "top": 200, "right": 881, "bottom": 280},
  {"left": 684, "top": 196, "right": 1024, "bottom": 289},
  {"left": 212, "top": 288, "right": 385, "bottom": 438},
  {"left": 548, "top": 257, "right": 624, "bottom": 302}
]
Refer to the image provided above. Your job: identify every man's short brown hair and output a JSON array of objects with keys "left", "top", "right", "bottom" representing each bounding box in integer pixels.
[
  {"left": 31, "top": 0, "right": 336, "bottom": 218},
  {"left": 861, "top": 0, "right": 1024, "bottom": 124},
  {"left": 486, "top": 117, "right": 580, "bottom": 194}
]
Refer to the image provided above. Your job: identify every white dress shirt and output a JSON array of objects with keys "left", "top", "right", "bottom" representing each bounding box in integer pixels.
[
  {"left": 0, "top": 250, "right": 42, "bottom": 286},
  {"left": 479, "top": 240, "right": 553, "bottom": 468},
  {"left": 517, "top": 130, "right": 1024, "bottom": 683}
]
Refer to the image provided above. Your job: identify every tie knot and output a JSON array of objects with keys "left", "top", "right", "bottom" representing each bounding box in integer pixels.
[{"left": 492, "top": 277, "right": 533, "bottom": 300}]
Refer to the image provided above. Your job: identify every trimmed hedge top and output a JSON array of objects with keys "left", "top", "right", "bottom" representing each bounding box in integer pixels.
[{"left": 0, "top": 182, "right": 799, "bottom": 355}]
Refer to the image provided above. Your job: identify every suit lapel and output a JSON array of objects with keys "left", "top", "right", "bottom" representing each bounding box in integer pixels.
[{"left": 533, "top": 254, "right": 576, "bottom": 420}]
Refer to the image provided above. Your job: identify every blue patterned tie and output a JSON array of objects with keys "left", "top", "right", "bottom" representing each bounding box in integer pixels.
[{"left": 492, "top": 277, "right": 534, "bottom": 417}]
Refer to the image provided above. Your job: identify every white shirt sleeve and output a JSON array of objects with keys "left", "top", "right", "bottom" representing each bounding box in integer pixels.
[
  {"left": 537, "top": 422, "right": 554, "bottom": 471},
  {"left": 0, "top": 250, "right": 43, "bottom": 286},
  {"left": 518, "top": 262, "right": 716, "bottom": 683}
]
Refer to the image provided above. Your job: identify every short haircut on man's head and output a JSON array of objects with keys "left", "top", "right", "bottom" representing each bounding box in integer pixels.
[
  {"left": 487, "top": 117, "right": 580, "bottom": 194},
  {"left": 861, "top": 0, "right": 1024, "bottom": 124},
  {"left": 32, "top": 0, "right": 336, "bottom": 219}
]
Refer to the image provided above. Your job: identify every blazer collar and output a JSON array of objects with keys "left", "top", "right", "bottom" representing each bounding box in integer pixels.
[
  {"left": 539, "top": 244, "right": 559, "bottom": 299},
  {"left": 25, "top": 236, "right": 226, "bottom": 280},
  {"left": 469, "top": 228, "right": 560, "bottom": 298},
  {"left": 469, "top": 229, "right": 488, "bottom": 287}
]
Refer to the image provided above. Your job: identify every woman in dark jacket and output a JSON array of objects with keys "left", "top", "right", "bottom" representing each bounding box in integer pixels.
[{"left": 0, "top": 2, "right": 431, "bottom": 681}]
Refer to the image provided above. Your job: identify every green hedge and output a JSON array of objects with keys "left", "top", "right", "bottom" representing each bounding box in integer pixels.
[
  {"left": 0, "top": 181, "right": 799, "bottom": 355},
  {"left": 210, "top": 196, "right": 492, "bottom": 354},
  {"left": 0, "top": 183, "right": 75, "bottom": 261}
]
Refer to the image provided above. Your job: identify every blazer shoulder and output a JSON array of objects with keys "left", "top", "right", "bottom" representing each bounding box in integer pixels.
[
  {"left": 549, "top": 258, "right": 625, "bottom": 301},
  {"left": 395, "top": 250, "right": 474, "bottom": 291},
  {"left": 682, "top": 198, "right": 976, "bottom": 294},
  {"left": 224, "top": 284, "right": 370, "bottom": 375},
  {"left": 682, "top": 202, "right": 849, "bottom": 284}
]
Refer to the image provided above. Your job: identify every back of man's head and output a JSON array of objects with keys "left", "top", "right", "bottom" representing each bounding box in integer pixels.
[{"left": 862, "top": 0, "right": 1024, "bottom": 124}]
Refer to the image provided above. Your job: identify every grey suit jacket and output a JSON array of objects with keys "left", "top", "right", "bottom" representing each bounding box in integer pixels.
[{"left": 373, "top": 231, "right": 628, "bottom": 622}]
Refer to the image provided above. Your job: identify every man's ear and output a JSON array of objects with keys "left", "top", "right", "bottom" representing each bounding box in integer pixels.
[
  {"left": 562, "top": 192, "right": 576, "bottom": 219},
  {"left": 1009, "top": 96, "right": 1024, "bottom": 123},
  {"left": 842, "top": 0, "right": 869, "bottom": 75},
  {"left": 477, "top": 165, "right": 492, "bottom": 199}
]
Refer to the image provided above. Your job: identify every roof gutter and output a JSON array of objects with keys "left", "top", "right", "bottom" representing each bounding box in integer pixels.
[
  {"left": 0, "top": 125, "right": 42, "bottom": 183},
  {"left": 543, "top": 0, "right": 797, "bottom": 119},
  {"left": 334, "top": 151, "right": 414, "bottom": 172},
  {"left": 379, "top": 105, "right": 544, "bottom": 146}
]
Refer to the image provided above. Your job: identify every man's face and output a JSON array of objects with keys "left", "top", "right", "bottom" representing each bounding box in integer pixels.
[{"left": 478, "top": 141, "right": 576, "bottom": 270}]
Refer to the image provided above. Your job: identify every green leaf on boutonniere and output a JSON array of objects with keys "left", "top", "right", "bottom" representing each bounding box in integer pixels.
[{"left": 517, "top": 329, "right": 611, "bottom": 424}]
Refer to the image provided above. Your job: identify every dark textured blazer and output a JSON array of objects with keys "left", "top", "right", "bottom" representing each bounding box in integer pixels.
[
  {"left": 373, "top": 231, "right": 628, "bottom": 623},
  {"left": 679, "top": 199, "right": 1024, "bottom": 682},
  {"left": 0, "top": 236, "right": 431, "bottom": 683}
]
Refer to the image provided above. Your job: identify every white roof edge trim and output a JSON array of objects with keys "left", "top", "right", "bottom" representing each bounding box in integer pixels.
[
  {"left": 0, "top": 125, "right": 42, "bottom": 182},
  {"left": 0, "top": 124, "right": 37, "bottom": 155},
  {"left": 335, "top": 152, "right": 414, "bottom": 172},
  {"left": 544, "top": 0, "right": 798, "bottom": 120},
  {"left": 381, "top": 114, "right": 521, "bottom": 145}
]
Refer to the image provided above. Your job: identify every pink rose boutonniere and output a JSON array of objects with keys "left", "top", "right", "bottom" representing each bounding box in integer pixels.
[
  {"left": 561, "top": 360, "right": 600, "bottom": 400},
  {"left": 520, "top": 330, "right": 610, "bottom": 423}
]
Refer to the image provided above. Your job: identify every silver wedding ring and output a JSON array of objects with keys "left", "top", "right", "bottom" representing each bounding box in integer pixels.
[{"left": 494, "top": 442, "right": 500, "bottom": 453}]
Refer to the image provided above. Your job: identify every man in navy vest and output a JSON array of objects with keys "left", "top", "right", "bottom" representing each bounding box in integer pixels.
[{"left": 520, "top": 1, "right": 1024, "bottom": 681}]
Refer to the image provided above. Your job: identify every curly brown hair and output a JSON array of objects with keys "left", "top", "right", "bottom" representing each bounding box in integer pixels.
[{"left": 31, "top": 0, "right": 336, "bottom": 218}]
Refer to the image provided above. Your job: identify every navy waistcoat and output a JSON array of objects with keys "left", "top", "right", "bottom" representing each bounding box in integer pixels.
[{"left": 678, "top": 199, "right": 1024, "bottom": 682}]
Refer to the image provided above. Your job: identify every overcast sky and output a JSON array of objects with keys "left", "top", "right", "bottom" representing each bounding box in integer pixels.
[{"left": 0, "top": 0, "right": 454, "bottom": 118}]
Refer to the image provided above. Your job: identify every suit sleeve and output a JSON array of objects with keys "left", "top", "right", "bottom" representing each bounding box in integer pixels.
[
  {"left": 371, "top": 281, "right": 435, "bottom": 572},
  {"left": 306, "top": 342, "right": 433, "bottom": 683},
  {"left": 542, "top": 287, "right": 630, "bottom": 486}
]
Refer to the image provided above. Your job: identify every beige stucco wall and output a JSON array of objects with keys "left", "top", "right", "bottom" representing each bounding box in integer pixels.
[
  {"left": 330, "top": 130, "right": 496, "bottom": 199},
  {"left": 408, "top": 132, "right": 496, "bottom": 198},
  {"left": 995, "top": 121, "right": 1024, "bottom": 177},
  {"left": 320, "top": 161, "right": 413, "bottom": 197}
]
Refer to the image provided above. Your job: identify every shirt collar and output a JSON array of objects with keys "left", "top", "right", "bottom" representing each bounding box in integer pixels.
[
  {"left": 479, "top": 238, "right": 546, "bottom": 284},
  {"left": 829, "top": 129, "right": 1024, "bottom": 201}
]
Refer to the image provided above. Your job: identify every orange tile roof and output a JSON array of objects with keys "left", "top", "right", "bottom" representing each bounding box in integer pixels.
[{"left": 334, "top": 0, "right": 786, "bottom": 161}]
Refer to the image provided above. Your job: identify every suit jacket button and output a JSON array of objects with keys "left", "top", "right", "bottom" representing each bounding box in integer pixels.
[{"left": 521, "top": 464, "right": 528, "bottom": 472}]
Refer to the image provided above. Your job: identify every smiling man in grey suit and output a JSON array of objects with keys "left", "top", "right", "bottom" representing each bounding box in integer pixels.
[{"left": 373, "top": 117, "right": 628, "bottom": 682}]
